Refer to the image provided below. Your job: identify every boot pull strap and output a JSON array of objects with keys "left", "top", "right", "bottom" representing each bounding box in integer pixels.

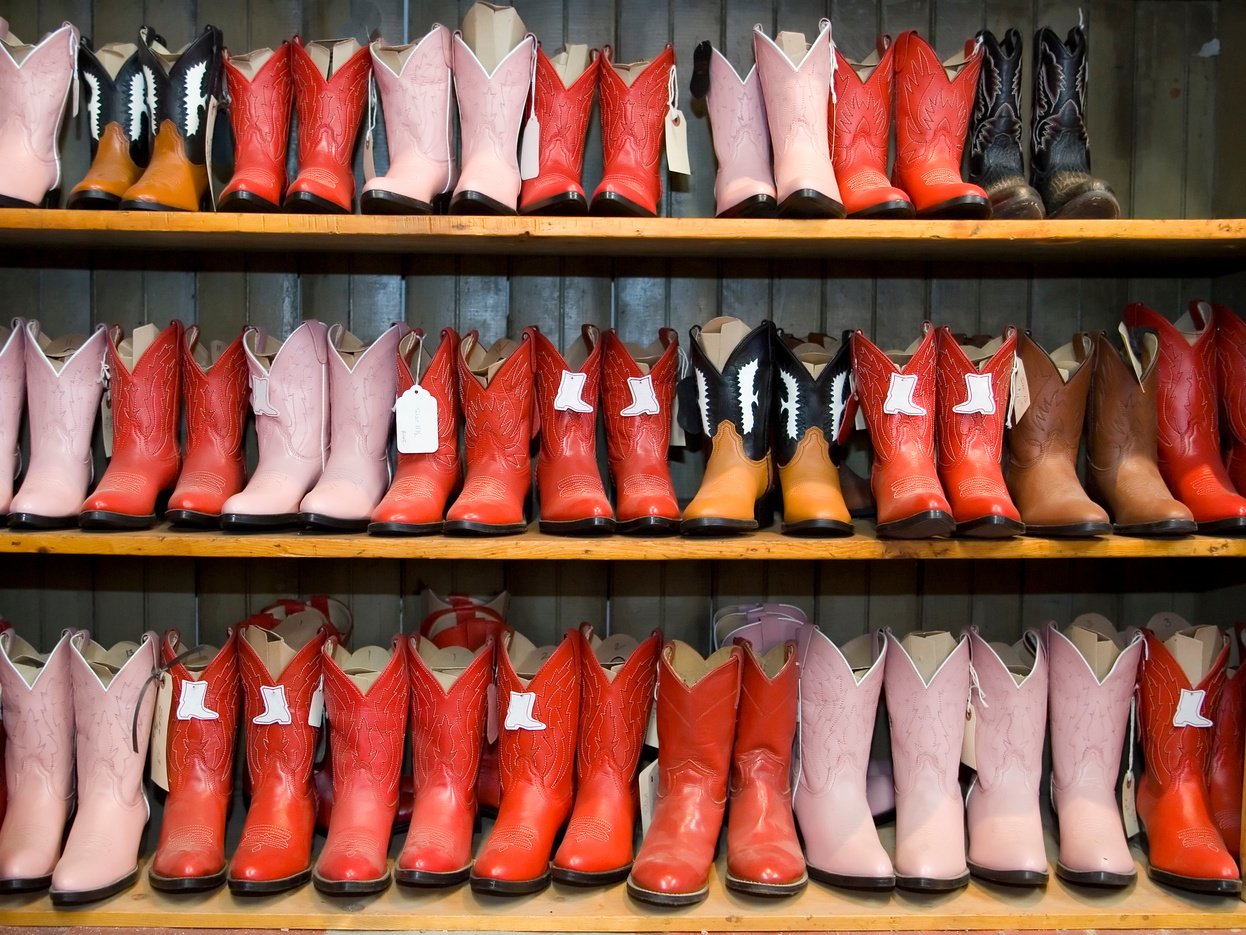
[{"left": 130, "top": 643, "right": 203, "bottom": 754}]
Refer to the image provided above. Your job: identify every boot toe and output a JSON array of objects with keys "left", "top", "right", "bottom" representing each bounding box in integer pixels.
[{"left": 629, "top": 857, "right": 707, "bottom": 896}]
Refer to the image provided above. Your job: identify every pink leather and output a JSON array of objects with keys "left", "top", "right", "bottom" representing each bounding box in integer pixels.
[
  {"left": 451, "top": 31, "right": 536, "bottom": 211},
  {"left": 705, "top": 48, "right": 775, "bottom": 215},
  {"left": 793, "top": 627, "right": 892, "bottom": 885},
  {"left": 0, "top": 630, "right": 75, "bottom": 884},
  {"left": 0, "top": 23, "right": 77, "bottom": 206},
  {"left": 299, "top": 323, "right": 406, "bottom": 523},
  {"left": 965, "top": 630, "right": 1048, "bottom": 878},
  {"left": 221, "top": 321, "right": 329, "bottom": 520},
  {"left": 51, "top": 631, "right": 157, "bottom": 897},
  {"left": 1046, "top": 622, "right": 1141, "bottom": 879},
  {"left": 364, "top": 26, "right": 457, "bottom": 205},
  {"left": 10, "top": 323, "right": 108, "bottom": 522},
  {"left": 0, "top": 319, "right": 25, "bottom": 513},
  {"left": 721, "top": 613, "right": 805, "bottom": 656}
]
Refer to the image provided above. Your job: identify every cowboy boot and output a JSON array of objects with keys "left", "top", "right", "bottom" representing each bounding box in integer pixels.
[
  {"left": 530, "top": 324, "right": 613, "bottom": 534},
  {"left": 1136, "top": 625, "right": 1241, "bottom": 894},
  {"left": 449, "top": 4, "right": 535, "bottom": 215},
  {"left": 220, "top": 320, "right": 330, "bottom": 530},
  {"left": 1031, "top": 22, "right": 1119, "bottom": 219},
  {"left": 600, "top": 328, "right": 680, "bottom": 534},
  {"left": 968, "top": 30, "right": 1044, "bottom": 219},
  {"left": 690, "top": 41, "right": 776, "bottom": 218},
  {"left": 592, "top": 44, "right": 675, "bottom": 217},
  {"left": 50, "top": 632, "right": 158, "bottom": 905},
  {"left": 165, "top": 329, "right": 249, "bottom": 527},
  {"left": 715, "top": 602, "right": 807, "bottom": 652},
  {"left": 299, "top": 323, "right": 407, "bottom": 531},
  {"left": 0, "top": 23, "right": 77, "bottom": 207},
  {"left": 79, "top": 321, "right": 183, "bottom": 529},
  {"left": 228, "top": 616, "right": 328, "bottom": 894},
  {"left": 1046, "top": 618, "right": 1141, "bottom": 886},
  {"left": 552, "top": 626, "right": 660, "bottom": 885},
  {"left": 832, "top": 38, "right": 913, "bottom": 219},
  {"left": 891, "top": 30, "right": 990, "bottom": 219},
  {"left": 284, "top": 38, "right": 371, "bottom": 213},
  {"left": 850, "top": 325, "right": 954, "bottom": 538},
  {"left": 8, "top": 323, "right": 108, "bottom": 529},
  {"left": 68, "top": 34, "right": 159, "bottom": 208},
  {"left": 936, "top": 326, "right": 1024, "bottom": 537},
  {"left": 470, "top": 630, "right": 580, "bottom": 895},
  {"left": 725, "top": 639, "right": 806, "bottom": 896},
  {"left": 361, "top": 26, "right": 456, "bottom": 215},
  {"left": 772, "top": 330, "right": 853, "bottom": 536},
  {"left": 396, "top": 636, "right": 493, "bottom": 886},
  {"left": 218, "top": 43, "right": 293, "bottom": 212},
  {"left": 0, "top": 630, "right": 75, "bottom": 892},
  {"left": 965, "top": 629, "right": 1048, "bottom": 885},
  {"left": 885, "top": 629, "right": 971, "bottom": 891},
  {"left": 1123, "top": 302, "right": 1246, "bottom": 533},
  {"left": 370, "top": 328, "right": 462, "bottom": 535},
  {"left": 313, "top": 637, "right": 409, "bottom": 895},
  {"left": 443, "top": 333, "right": 535, "bottom": 535},
  {"left": 793, "top": 628, "right": 893, "bottom": 890},
  {"left": 0, "top": 319, "right": 25, "bottom": 515},
  {"left": 148, "top": 628, "right": 239, "bottom": 892},
  {"left": 627, "top": 641, "right": 741, "bottom": 906},
  {"left": 120, "top": 26, "right": 223, "bottom": 211},
  {"left": 1215, "top": 304, "right": 1246, "bottom": 496},
  {"left": 681, "top": 317, "right": 774, "bottom": 535},
  {"left": 1084, "top": 329, "right": 1195, "bottom": 536},
  {"left": 1005, "top": 332, "right": 1110, "bottom": 536},
  {"left": 1208, "top": 623, "right": 1245, "bottom": 858},
  {"left": 519, "top": 45, "right": 599, "bottom": 216}
]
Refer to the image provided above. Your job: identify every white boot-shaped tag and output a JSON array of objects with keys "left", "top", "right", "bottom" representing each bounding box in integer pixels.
[
  {"left": 554, "top": 369, "right": 593, "bottom": 412},
  {"left": 176, "top": 679, "right": 219, "bottom": 720},
  {"left": 1173, "top": 687, "right": 1213, "bottom": 727},
  {"left": 952, "top": 371, "right": 996, "bottom": 415},
  {"left": 307, "top": 674, "right": 325, "bottom": 728},
  {"left": 253, "top": 684, "right": 292, "bottom": 725},
  {"left": 622, "top": 374, "right": 660, "bottom": 416},
  {"left": 665, "top": 65, "right": 691, "bottom": 175},
  {"left": 395, "top": 384, "right": 439, "bottom": 453},
  {"left": 504, "top": 690, "right": 547, "bottom": 730},
  {"left": 250, "top": 374, "right": 280, "bottom": 416},
  {"left": 882, "top": 372, "right": 926, "bottom": 416}
]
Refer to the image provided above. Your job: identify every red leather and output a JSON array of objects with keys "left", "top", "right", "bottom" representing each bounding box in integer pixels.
[
  {"left": 444, "top": 334, "right": 535, "bottom": 531},
  {"left": 891, "top": 31, "right": 988, "bottom": 216},
  {"left": 398, "top": 637, "right": 494, "bottom": 881},
  {"left": 553, "top": 627, "right": 660, "bottom": 880},
  {"left": 1123, "top": 302, "right": 1246, "bottom": 527},
  {"left": 592, "top": 45, "right": 675, "bottom": 216},
  {"left": 600, "top": 328, "right": 680, "bottom": 528},
  {"left": 286, "top": 38, "right": 371, "bottom": 212},
  {"left": 150, "top": 628, "right": 240, "bottom": 886},
  {"left": 519, "top": 49, "right": 599, "bottom": 213},
  {"left": 314, "top": 637, "right": 409, "bottom": 891},
  {"left": 167, "top": 330, "right": 249, "bottom": 520},
  {"left": 529, "top": 325, "right": 613, "bottom": 530},
  {"left": 471, "top": 632, "right": 580, "bottom": 890},
  {"left": 832, "top": 41, "right": 913, "bottom": 217},
  {"left": 81, "top": 321, "right": 182, "bottom": 520},
  {"left": 935, "top": 326, "right": 1022, "bottom": 530},
  {"left": 1214, "top": 304, "right": 1246, "bottom": 495},
  {"left": 221, "top": 44, "right": 293, "bottom": 209},
  {"left": 1208, "top": 623, "right": 1245, "bottom": 857}
]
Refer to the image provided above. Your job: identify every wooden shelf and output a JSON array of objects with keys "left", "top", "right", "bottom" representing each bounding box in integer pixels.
[
  {"left": 1, "top": 210, "right": 1244, "bottom": 262},
  {"left": 4, "top": 523, "right": 1246, "bottom": 560}
]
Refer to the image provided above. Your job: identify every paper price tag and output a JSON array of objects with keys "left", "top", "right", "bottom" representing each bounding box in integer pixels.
[
  {"left": 638, "top": 759, "right": 660, "bottom": 836},
  {"left": 520, "top": 113, "right": 541, "bottom": 181},
  {"left": 1118, "top": 322, "right": 1146, "bottom": 384},
  {"left": 395, "top": 385, "right": 439, "bottom": 454},
  {"left": 1121, "top": 769, "right": 1139, "bottom": 839},
  {"left": 644, "top": 701, "right": 659, "bottom": 749},
  {"left": 307, "top": 674, "right": 325, "bottom": 728},
  {"left": 1007, "top": 355, "right": 1030, "bottom": 428},
  {"left": 665, "top": 108, "right": 691, "bottom": 176},
  {"left": 149, "top": 671, "right": 173, "bottom": 791},
  {"left": 100, "top": 390, "right": 114, "bottom": 457},
  {"left": 486, "top": 682, "right": 499, "bottom": 744},
  {"left": 960, "top": 699, "right": 978, "bottom": 770}
]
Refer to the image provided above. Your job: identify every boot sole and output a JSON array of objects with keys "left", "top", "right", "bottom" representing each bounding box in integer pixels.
[
  {"left": 956, "top": 515, "right": 1025, "bottom": 538},
  {"left": 716, "top": 194, "right": 778, "bottom": 219},
  {"left": 967, "top": 861, "right": 1049, "bottom": 886},
  {"left": 625, "top": 876, "right": 708, "bottom": 906},
  {"left": 67, "top": 189, "right": 122, "bottom": 210},
  {"left": 849, "top": 199, "right": 916, "bottom": 220},
  {"left": 148, "top": 866, "right": 227, "bottom": 893},
  {"left": 468, "top": 871, "right": 550, "bottom": 895},
  {"left": 989, "top": 190, "right": 1046, "bottom": 220},
  {"left": 394, "top": 866, "right": 470, "bottom": 887},
  {"left": 219, "top": 190, "right": 283, "bottom": 213},
  {"left": 1148, "top": 865, "right": 1241, "bottom": 895},
  {"left": 299, "top": 512, "right": 369, "bottom": 533},
  {"left": 549, "top": 864, "right": 631, "bottom": 886},
  {"left": 1197, "top": 516, "right": 1246, "bottom": 535},
  {"left": 120, "top": 199, "right": 195, "bottom": 212},
  {"left": 917, "top": 194, "right": 992, "bottom": 220},
  {"left": 616, "top": 515, "right": 680, "bottom": 536},
  {"left": 590, "top": 191, "right": 656, "bottom": 218},
  {"left": 312, "top": 871, "right": 391, "bottom": 895},
  {"left": 451, "top": 191, "right": 517, "bottom": 216},
  {"left": 165, "top": 509, "right": 221, "bottom": 529},
  {"left": 1050, "top": 190, "right": 1120, "bottom": 220},
  {"left": 7, "top": 512, "right": 79, "bottom": 530},
  {"left": 228, "top": 868, "right": 312, "bottom": 895},
  {"left": 79, "top": 510, "right": 158, "bottom": 530},
  {"left": 219, "top": 512, "right": 300, "bottom": 532},
  {"left": 806, "top": 865, "right": 895, "bottom": 891},
  {"left": 894, "top": 871, "right": 969, "bottom": 892},
  {"left": 539, "top": 516, "right": 616, "bottom": 535},
  {"left": 1023, "top": 521, "right": 1112, "bottom": 538},
  {"left": 50, "top": 867, "right": 138, "bottom": 906},
  {"left": 442, "top": 520, "right": 528, "bottom": 536},
  {"left": 875, "top": 510, "right": 955, "bottom": 539},
  {"left": 724, "top": 871, "right": 808, "bottom": 897},
  {"left": 680, "top": 516, "right": 758, "bottom": 536},
  {"left": 0, "top": 874, "right": 52, "bottom": 894},
  {"left": 1114, "top": 518, "right": 1198, "bottom": 537},
  {"left": 0, "top": 194, "right": 43, "bottom": 209},
  {"left": 284, "top": 191, "right": 351, "bottom": 214},
  {"left": 777, "top": 189, "right": 845, "bottom": 220},
  {"left": 521, "top": 191, "right": 589, "bottom": 216},
  {"left": 361, "top": 190, "right": 436, "bottom": 215},
  {"left": 1055, "top": 861, "right": 1135, "bottom": 888},
  {"left": 781, "top": 518, "right": 854, "bottom": 537},
  {"left": 368, "top": 520, "right": 444, "bottom": 536}
]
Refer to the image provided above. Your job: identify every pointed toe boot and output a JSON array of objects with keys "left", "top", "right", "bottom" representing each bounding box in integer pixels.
[
  {"left": 519, "top": 46, "right": 598, "bottom": 216},
  {"left": 218, "top": 43, "right": 293, "bottom": 213},
  {"left": 0, "top": 319, "right": 26, "bottom": 514}
]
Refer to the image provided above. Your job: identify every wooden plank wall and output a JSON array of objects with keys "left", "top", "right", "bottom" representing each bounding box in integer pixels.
[{"left": 0, "top": 0, "right": 1241, "bottom": 656}]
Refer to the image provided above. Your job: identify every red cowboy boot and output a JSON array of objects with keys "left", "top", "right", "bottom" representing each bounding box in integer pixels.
[
  {"left": 285, "top": 38, "right": 371, "bottom": 213},
  {"left": 1208, "top": 623, "right": 1245, "bottom": 857},
  {"left": 725, "top": 640, "right": 806, "bottom": 896},
  {"left": 935, "top": 326, "right": 1023, "bottom": 537},
  {"left": 165, "top": 329, "right": 249, "bottom": 527},
  {"left": 552, "top": 626, "right": 660, "bottom": 885},
  {"left": 1136, "top": 626, "right": 1241, "bottom": 894},
  {"left": 1214, "top": 304, "right": 1246, "bottom": 496},
  {"left": 79, "top": 321, "right": 182, "bottom": 530},
  {"left": 850, "top": 325, "right": 954, "bottom": 538},
  {"left": 470, "top": 631, "right": 580, "bottom": 895},
  {"left": 520, "top": 47, "right": 600, "bottom": 215},
  {"left": 833, "top": 38, "right": 914, "bottom": 219},
  {"left": 219, "top": 43, "right": 293, "bottom": 212},
  {"left": 396, "top": 637, "right": 493, "bottom": 886},
  {"left": 1123, "top": 302, "right": 1246, "bottom": 532},
  {"left": 591, "top": 45, "right": 675, "bottom": 217},
  {"left": 891, "top": 31, "right": 989, "bottom": 218},
  {"left": 313, "top": 637, "right": 409, "bottom": 895},
  {"left": 443, "top": 333, "right": 535, "bottom": 535},
  {"left": 149, "top": 628, "right": 240, "bottom": 892},
  {"left": 599, "top": 328, "right": 680, "bottom": 534},
  {"left": 529, "top": 325, "right": 613, "bottom": 534},
  {"left": 370, "top": 328, "right": 462, "bottom": 535}
]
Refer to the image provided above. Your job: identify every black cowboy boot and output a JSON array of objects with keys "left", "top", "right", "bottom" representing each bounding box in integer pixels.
[{"left": 969, "top": 29, "right": 1044, "bottom": 219}]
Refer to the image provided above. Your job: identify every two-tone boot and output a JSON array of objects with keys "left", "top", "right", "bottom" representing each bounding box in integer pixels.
[
  {"left": 1208, "top": 623, "right": 1245, "bottom": 858},
  {"left": 968, "top": 30, "right": 1044, "bottom": 218},
  {"left": 519, "top": 45, "right": 599, "bottom": 215},
  {"left": 1214, "top": 304, "right": 1246, "bottom": 495},
  {"left": 0, "top": 319, "right": 25, "bottom": 515},
  {"left": 218, "top": 42, "right": 293, "bottom": 212}
]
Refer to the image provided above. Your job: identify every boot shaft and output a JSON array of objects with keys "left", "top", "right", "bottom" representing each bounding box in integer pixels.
[
  {"left": 0, "top": 23, "right": 79, "bottom": 183},
  {"left": 574, "top": 627, "right": 660, "bottom": 785},
  {"left": 496, "top": 631, "right": 579, "bottom": 798},
  {"left": 832, "top": 41, "right": 895, "bottom": 175},
  {"left": 395, "top": 327, "right": 461, "bottom": 469},
  {"left": 598, "top": 45, "right": 675, "bottom": 176},
  {"left": 656, "top": 641, "right": 741, "bottom": 798},
  {"left": 136, "top": 25, "right": 223, "bottom": 167},
  {"left": 1086, "top": 328, "right": 1162, "bottom": 470},
  {"left": 966, "top": 629, "right": 1047, "bottom": 792},
  {"left": 884, "top": 630, "right": 970, "bottom": 795},
  {"left": 161, "top": 627, "right": 239, "bottom": 796},
  {"left": 530, "top": 324, "right": 602, "bottom": 462},
  {"left": 700, "top": 45, "right": 773, "bottom": 202},
  {"left": 243, "top": 320, "right": 329, "bottom": 465},
  {"left": 1031, "top": 25, "right": 1092, "bottom": 182},
  {"left": 407, "top": 636, "right": 492, "bottom": 792},
  {"left": 732, "top": 641, "right": 797, "bottom": 781},
  {"left": 370, "top": 26, "right": 455, "bottom": 183},
  {"left": 892, "top": 30, "right": 982, "bottom": 171},
  {"left": 0, "top": 629, "right": 75, "bottom": 797},
  {"left": 321, "top": 637, "right": 408, "bottom": 799},
  {"left": 1008, "top": 332, "right": 1093, "bottom": 467},
  {"left": 325, "top": 322, "right": 405, "bottom": 461},
  {"left": 451, "top": 31, "right": 535, "bottom": 177},
  {"left": 772, "top": 329, "right": 852, "bottom": 468},
  {"left": 79, "top": 36, "right": 156, "bottom": 165},
  {"left": 223, "top": 44, "right": 293, "bottom": 180},
  {"left": 102, "top": 320, "right": 183, "bottom": 461},
  {"left": 936, "top": 326, "right": 1016, "bottom": 468},
  {"left": 969, "top": 29, "right": 1026, "bottom": 187},
  {"left": 684, "top": 317, "right": 773, "bottom": 461},
  {"left": 850, "top": 324, "right": 937, "bottom": 462},
  {"left": 290, "top": 38, "right": 371, "bottom": 169},
  {"left": 753, "top": 21, "right": 832, "bottom": 164},
  {"left": 1214, "top": 304, "right": 1246, "bottom": 445},
  {"left": 23, "top": 322, "right": 108, "bottom": 462},
  {"left": 181, "top": 328, "right": 248, "bottom": 461},
  {"left": 456, "top": 332, "right": 535, "bottom": 474},
  {"left": 530, "top": 46, "right": 598, "bottom": 185},
  {"left": 600, "top": 328, "right": 678, "bottom": 468}
]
